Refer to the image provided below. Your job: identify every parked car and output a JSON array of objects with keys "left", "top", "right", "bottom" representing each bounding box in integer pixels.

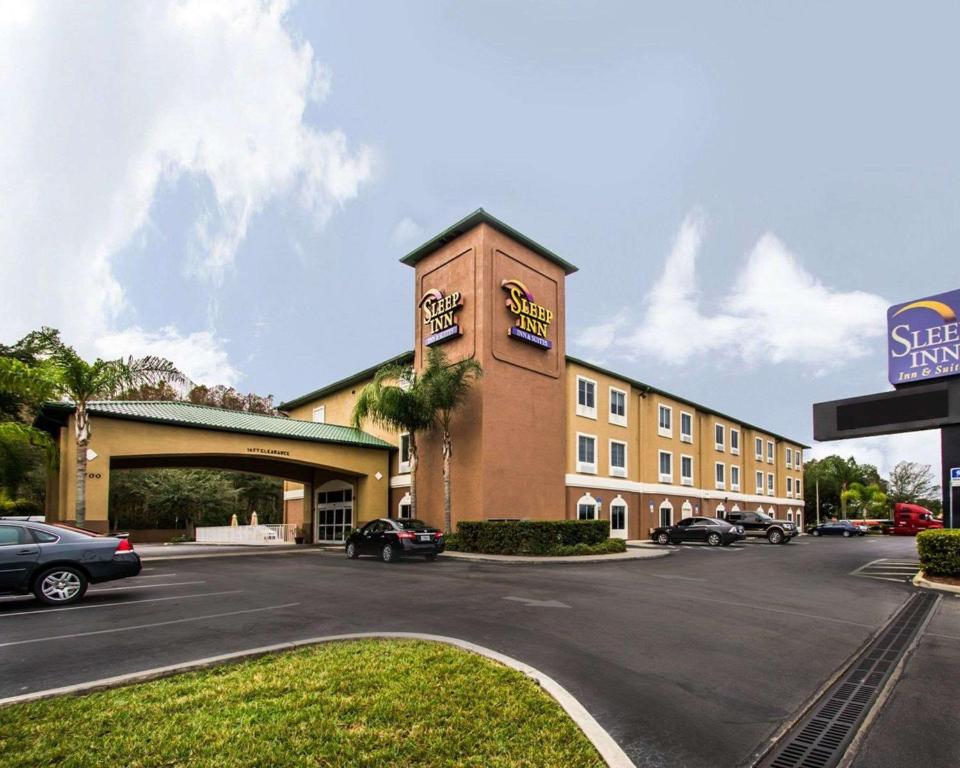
[
  {"left": 724, "top": 510, "right": 798, "bottom": 544},
  {"left": 0, "top": 520, "right": 141, "bottom": 605},
  {"left": 810, "top": 520, "right": 866, "bottom": 537},
  {"left": 652, "top": 517, "right": 745, "bottom": 547},
  {"left": 345, "top": 518, "right": 444, "bottom": 562}
]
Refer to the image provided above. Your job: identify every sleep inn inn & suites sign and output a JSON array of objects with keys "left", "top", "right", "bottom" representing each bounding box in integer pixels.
[{"left": 888, "top": 288, "right": 960, "bottom": 386}]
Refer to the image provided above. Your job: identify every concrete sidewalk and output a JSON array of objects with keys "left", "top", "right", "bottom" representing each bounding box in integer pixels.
[
  {"left": 441, "top": 548, "right": 669, "bottom": 563},
  {"left": 135, "top": 543, "right": 309, "bottom": 561}
]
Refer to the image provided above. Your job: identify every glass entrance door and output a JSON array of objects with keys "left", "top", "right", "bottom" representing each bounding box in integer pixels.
[
  {"left": 610, "top": 502, "right": 627, "bottom": 539},
  {"left": 316, "top": 485, "right": 354, "bottom": 542}
]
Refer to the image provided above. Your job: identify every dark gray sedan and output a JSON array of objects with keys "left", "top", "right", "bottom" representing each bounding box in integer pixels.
[{"left": 0, "top": 520, "right": 141, "bottom": 605}]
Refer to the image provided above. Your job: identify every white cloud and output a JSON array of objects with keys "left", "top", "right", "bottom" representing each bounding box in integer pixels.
[
  {"left": 0, "top": 0, "right": 372, "bottom": 374},
  {"left": 809, "top": 431, "right": 942, "bottom": 479},
  {"left": 95, "top": 326, "right": 240, "bottom": 388},
  {"left": 390, "top": 216, "right": 425, "bottom": 247},
  {"left": 576, "top": 212, "right": 889, "bottom": 372}
]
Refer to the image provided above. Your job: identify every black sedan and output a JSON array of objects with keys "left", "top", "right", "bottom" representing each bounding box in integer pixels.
[
  {"left": 0, "top": 520, "right": 142, "bottom": 605},
  {"left": 811, "top": 520, "right": 866, "bottom": 537},
  {"left": 345, "top": 518, "right": 444, "bottom": 562},
  {"left": 652, "top": 516, "right": 746, "bottom": 547}
]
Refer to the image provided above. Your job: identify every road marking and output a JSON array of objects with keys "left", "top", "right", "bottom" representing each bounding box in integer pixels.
[
  {"left": 654, "top": 574, "right": 706, "bottom": 582},
  {"left": 88, "top": 580, "right": 205, "bottom": 593},
  {"left": 130, "top": 573, "right": 178, "bottom": 579},
  {"left": 0, "top": 602, "right": 301, "bottom": 647},
  {"left": 503, "top": 596, "right": 570, "bottom": 608},
  {"left": 850, "top": 558, "right": 920, "bottom": 582},
  {"left": 0, "top": 591, "right": 243, "bottom": 619}
]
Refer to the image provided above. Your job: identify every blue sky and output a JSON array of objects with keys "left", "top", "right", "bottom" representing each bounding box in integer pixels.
[{"left": 2, "top": 1, "right": 957, "bottom": 475}]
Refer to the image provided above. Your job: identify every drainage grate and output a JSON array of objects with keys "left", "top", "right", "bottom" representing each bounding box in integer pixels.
[{"left": 756, "top": 591, "right": 938, "bottom": 768}]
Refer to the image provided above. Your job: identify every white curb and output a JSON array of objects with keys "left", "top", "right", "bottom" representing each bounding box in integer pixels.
[{"left": 0, "top": 632, "right": 635, "bottom": 768}]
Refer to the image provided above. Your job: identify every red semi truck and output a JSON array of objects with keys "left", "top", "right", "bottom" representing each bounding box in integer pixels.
[{"left": 882, "top": 503, "right": 944, "bottom": 536}]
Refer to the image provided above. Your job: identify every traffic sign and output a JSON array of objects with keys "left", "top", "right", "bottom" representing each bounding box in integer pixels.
[{"left": 952, "top": 467, "right": 960, "bottom": 488}]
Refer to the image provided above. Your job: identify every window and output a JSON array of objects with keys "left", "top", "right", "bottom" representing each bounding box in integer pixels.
[
  {"left": 576, "top": 377, "right": 597, "bottom": 419},
  {"left": 680, "top": 412, "right": 693, "bottom": 443},
  {"left": 731, "top": 465, "right": 740, "bottom": 491},
  {"left": 715, "top": 462, "right": 725, "bottom": 490},
  {"left": 755, "top": 437, "right": 763, "bottom": 459},
  {"left": 730, "top": 428, "right": 740, "bottom": 455},
  {"left": 787, "top": 510, "right": 794, "bottom": 522},
  {"left": 680, "top": 455, "right": 694, "bottom": 486},
  {"left": 795, "top": 450, "right": 802, "bottom": 469},
  {"left": 577, "top": 434, "right": 597, "bottom": 474},
  {"left": 767, "top": 473, "right": 774, "bottom": 495},
  {"left": 658, "top": 451, "right": 673, "bottom": 483},
  {"left": 659, "top": 502, "right": 673, "bottom": 528},
  {"left": 312, "top": 405, "right": 325, "bottom": 423},
  {"left": 609, "top": 440, "right": 627, "bottom": 478},
  {"left": 577, "top": 494, "right": 598, "bottom": 520},
  {"left": 398, "top": 493, "right": 412, "bottom": 519},
  {"left": 795, "top": 480, "right": 802, "bottom": 500},
  {"left": 715, "top": 424, "right": 725, "bottom": 451},
  {"left": 785, "top": 447, "right": 792, "bottom": 469},
  {"left": 767, "top": 441, "right": 774, "bottom": 463},
  {"left": 609, "top": 387, "right": 627, "bottom": 426},
  {"left": 399, "top": 433, "right": 411, "bottom": 473},
  {"left": 30, "top": 529, "right": 59, "bottom": 543},
  {"left": 658, "top": 404, "right": 672, "bottom": 437},
  {"left": 786, "top": 477, "right": 793, "bottom": 497},
  {"left": 610, "top": 497, "right": 627, "bottom": 536},
  {"left": 756, "top": 471, "right": 764, "bottom": 494},
  {"left": 0, "top": 525, "right": 25, "bottom": 546}
]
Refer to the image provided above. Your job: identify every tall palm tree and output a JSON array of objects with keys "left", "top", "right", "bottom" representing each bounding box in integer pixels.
[
  {"left": 420, "top": 347, "right": 482, "bottom": 534},
  {"left": 351, "top": 362, "right": 432, "bottom": 519},
  {"left": 841, "top": 482, "right": 888, "bottom": 521},
  {"left": 50, "top": 346, "right": 188, "bottom": 526}
]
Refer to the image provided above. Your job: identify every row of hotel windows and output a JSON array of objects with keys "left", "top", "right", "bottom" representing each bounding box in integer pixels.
[
  {"left": 576, "top": 436, "right": 803, "bottom": 498},
  {"left": 575, "top": 495, "right": 803, "bottom": 530},
  {"left": 575, "top": 376, "right": 801, "bottom": 469}
]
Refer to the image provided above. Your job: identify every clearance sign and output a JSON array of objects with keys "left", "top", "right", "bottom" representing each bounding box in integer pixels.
[
  {"left": 502, "top": 279, "right": 553, "bottom": 350},
  {"left": 420, "top": 288, "right": 463, "bottom": 347},
  {"left": 888, "top": 288, "right": 960, "bottom": 386}
]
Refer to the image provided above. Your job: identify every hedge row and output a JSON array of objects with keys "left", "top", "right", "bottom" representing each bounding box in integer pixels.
[
  {"left": 0, "top": 499, "right": 43, "bottom": 516},
  {"left": 453, "top": 520, "right": 612, "bottom": 556},
  {"left": 917, "top": 529, "right": 960, "bottom": 577}
]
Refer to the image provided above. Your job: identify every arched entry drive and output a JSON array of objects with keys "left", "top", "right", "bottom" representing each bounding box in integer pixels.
[{"left": 35, "top": 401, "right": 393, "bottom": 543}]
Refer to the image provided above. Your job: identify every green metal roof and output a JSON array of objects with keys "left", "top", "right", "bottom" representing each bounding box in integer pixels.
[
  {"left": 278, "top": 351, "right": 415, "bottom": 412},
  {"left": 36, "top": 400, "right": 393, "bottom": 450},
  {"left": 566, "top": 355, "right": 811, "bottom": 449},
  {"left": 399, "top": 208, "right": 579, "bottom": 275}
]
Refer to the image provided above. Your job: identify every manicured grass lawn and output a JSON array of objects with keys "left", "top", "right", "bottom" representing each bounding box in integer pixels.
[{"left": 0, "top": 639, "right": 604, "bottom": 768}]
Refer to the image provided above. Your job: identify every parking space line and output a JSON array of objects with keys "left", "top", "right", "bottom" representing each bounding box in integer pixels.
[
  {"left": 130, "top": 573, "right": 178, "bottom": 579},
  {"left": 88, "top": 580, "right": 205, "bottom": 592},
  {"left": 0, "top": 602, "right": 301, "bottom": 647},
  {"left": 0, "top": 590, "right": 244, "bottom": 619}
]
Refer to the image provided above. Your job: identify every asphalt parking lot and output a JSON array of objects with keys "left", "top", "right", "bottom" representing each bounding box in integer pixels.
[{"left": 1, "top": 535, "right": 956, "bottom": 768}]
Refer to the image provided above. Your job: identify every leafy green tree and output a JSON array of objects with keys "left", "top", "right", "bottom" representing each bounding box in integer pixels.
[
  {"left": 804, "top": 455, "right": 884, "bottom": 520},
  {"left": 352, "top": 362, "right": 432, "bottom": 520},
  {"left": 420, "top": 347, "right": 482, "bottom": 534}
]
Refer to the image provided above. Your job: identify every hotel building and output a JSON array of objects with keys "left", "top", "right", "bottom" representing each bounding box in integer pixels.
[{"left": 278, "top": 210, "right": 808, "bottom": 541}]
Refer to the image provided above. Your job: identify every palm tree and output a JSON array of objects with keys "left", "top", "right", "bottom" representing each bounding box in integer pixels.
[
  {"left": 420, "top": 347, "right": 482, "bottom": 534},
  {"left": 841, "top": 482, "right": 888, "bottom": 521},
  {"left": 50, "top": 346, "right": 188, "bottom": 526},
  {"left": 351, "top": 362, "right": 432, "bottom": 519}
]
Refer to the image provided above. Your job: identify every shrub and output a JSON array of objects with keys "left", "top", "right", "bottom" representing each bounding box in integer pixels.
[
  {"left": 442, "top": 533, "right": 462, "bottom": 551},
  {"left": 455, "top": 520, "right": 612, "bottom": 556},
  {"left": 554, "top": 539, "right": 627, "bottom": 556},
  {"left": 917, "top": 530, "right": 960, "bottom": 577},
  {"left": 0, "top": 498, "right": 43, "bottom": 516}
]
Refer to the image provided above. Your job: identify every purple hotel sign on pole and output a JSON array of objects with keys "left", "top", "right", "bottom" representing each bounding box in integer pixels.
[{"left": 888, "top": 288, "right": 960, "bottom": 387}]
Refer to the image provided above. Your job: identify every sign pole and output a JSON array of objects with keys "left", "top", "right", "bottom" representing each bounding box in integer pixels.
[{"left": 942, "top": 425, "right": 960, "bottom": 529}]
